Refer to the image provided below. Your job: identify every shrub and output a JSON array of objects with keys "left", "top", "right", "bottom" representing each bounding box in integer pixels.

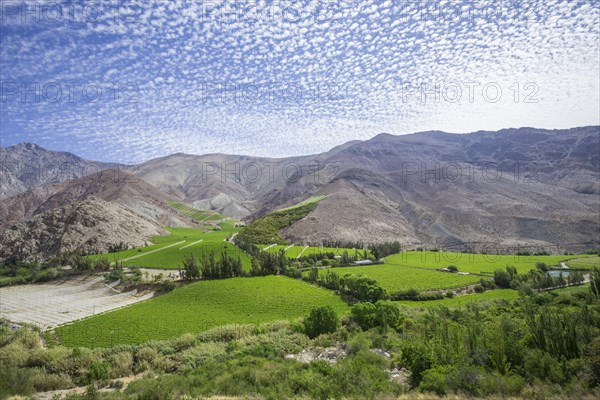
[
  {"left": 350, "top": 301, "right": 405, "bottom": 332},
  {"left": 88, "top": 362, "right": 109, "bottom": 381},
  {"left": 135, "top": 347, "right": 158, "bottom": 365},
  {"left": 419, "top": 366, "right": 450, "bottom": 395},
  {"left": 447, "top": 265, "right": 458, "bottom": 272},
  {"left": 536, "top": 262, "right": 548, "bottom": 272},
  {"left": 304, "top": 306, "right": 339, "bottom": 339},
  {"left": 107, "top": 352, "right": 132, "bottom": 378},
  {"left": 340, "top": 274, "right": 388, "bottom": 303},
  {"left": 401, "top": 342, "right": 433, "bottom": 387},
  {"left": 474, "top": 285, "right": 486, "bottom": 293},
  {"left": 523, "top": 349, "right": 564, "bottom": 384},
  {"left": 494, "top": 269, "right": 512, "bottom": 288},
  {"left": 479, "top": 372, "right": 525, "bottom": 396}
]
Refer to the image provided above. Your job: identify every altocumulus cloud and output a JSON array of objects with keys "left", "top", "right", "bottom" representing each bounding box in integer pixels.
[{"left": 0, "top": 0, "right": 598, "bottom": 162}]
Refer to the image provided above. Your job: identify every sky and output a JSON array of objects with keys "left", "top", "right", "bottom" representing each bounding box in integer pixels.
[{"left": 0, "top": 0, "right": 599, "bottom": 163}]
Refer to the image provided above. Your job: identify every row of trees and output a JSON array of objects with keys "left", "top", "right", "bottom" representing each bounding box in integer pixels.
[
  {"left": 180, "top": 251, "right": 244, "bottom": 281},
  {"left": 494, "top": 265, "right": 586, "bottom": 290},
  {"left": 306, "top": 268, "right": 389, "bottom": 303},
  {"left": 303, "top": 300, "right": 405, "bottom": 338}
]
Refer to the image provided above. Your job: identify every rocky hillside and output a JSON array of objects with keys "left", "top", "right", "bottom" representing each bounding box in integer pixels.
[
  {"left": 0, "top": 169, "right": 189, "bottom": 233},
  {"left": 0, "top": 143, "right": 113, "bottom": 200},
  {"left": 0, "top": 198, "right": 166, "bottom": 261}
]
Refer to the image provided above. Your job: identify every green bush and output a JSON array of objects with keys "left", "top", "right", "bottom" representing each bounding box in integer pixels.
[
  {"left": 350, "top": 301, "right": 405, "bottom": 332},
  {"left": 88, "top": 362, "right": 109, "bottom": 381},
  {"left": 107, "top": 352, "right": 132, "bottom": 378},
  {"left": 524, "top": 349, "right": 564, "bottom": 384},
  {"left": 419, "top": 365, "right": 450, "bottom": 395},
  {"left": 304, "top": 306, "right": 339, "bottom": 339}
]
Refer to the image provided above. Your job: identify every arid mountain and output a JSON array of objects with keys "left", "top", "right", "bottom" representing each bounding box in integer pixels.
[
  {"left": 1, "top": 126, "right": 599, "bottom": 254},
  {"left": 282, "top": 127, "right": 600, "bottom": 250},
  {"left": 135, "top": 153, "right": 316, "bottom": 218},
  {"left": 0, "top": 198, "right": 166, "bottom": 261},
  {"left": 0, "top": 143, "right": 114, "bottom": 200},
  {"left": 0, "top": 169, "right": 190, "bottom": 233}
]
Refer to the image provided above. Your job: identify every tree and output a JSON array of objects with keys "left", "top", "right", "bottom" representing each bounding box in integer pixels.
[
  {"left": 182, "top": 255, "right": 200, "bottom": 281},
  {"left": 350, "top": 301, "right": 405, "bottom": 332},
  {"left": 536, "top": 262, "right": 548, "bottom": 272},
  {"left": 591, "top": 268, "right": 600, "bottom": 299},
  {"left": 304, "top": 306, "right": 339, "bottom": 339},
  {"left": 308, "top": 266, "right": 319, "bottom": 283},
  {"left": 340, "top": 274, "right": 388, "bottom": 302},
  {"left": 494, "top": 269, "right": 512, "bottom": 288}
]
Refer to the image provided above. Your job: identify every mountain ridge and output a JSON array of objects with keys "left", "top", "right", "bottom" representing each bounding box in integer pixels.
[{"left": 1, "top": 126, "right": 599, "bottom": 256}]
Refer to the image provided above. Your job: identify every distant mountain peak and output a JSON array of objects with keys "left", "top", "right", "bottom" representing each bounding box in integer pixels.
[{"left": 7, "top": 142, "right": 45, "bottom": 151}]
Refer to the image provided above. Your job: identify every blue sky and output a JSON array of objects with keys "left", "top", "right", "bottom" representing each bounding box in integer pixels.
[{"left": 1, "top": 0, "right": 599, "bottom": 163}]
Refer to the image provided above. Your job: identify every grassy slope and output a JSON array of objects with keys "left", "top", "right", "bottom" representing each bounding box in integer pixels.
[
  {"left": 275, "top": 195, "right": 329, "bottom": 212},
  {"left": 384, "top": 251, "right": 592, "bottom": 275},
  {"left": 237, "top": 197, "right": 328, "bottom": 245},
  {"left": 236, "top": 204, "right": 316, "bottom": 245},
  {"left": 168, "top": 201, "right": 226, "bottom": 221},
  {"left": 55, "top": 276, "right": 349, "bottom": 347}
]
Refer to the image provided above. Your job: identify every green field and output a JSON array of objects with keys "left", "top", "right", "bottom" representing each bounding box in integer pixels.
[
  {"left": 384, "top": 251, "right": 590, "bottom": 275},
  {"left": 168, "top": 201, "right": 226, "bottom": 221},
  {"left": 236, "top": 199, "right": 320, "bottom": 245},
  {"left": 276, "top": 195, "right": 329, "bottom": 212},
  {"left": 395, "top": 289, "right": 521, "bottom": 308},
  {"left": 261, "top": 245, "right": 369, "bottom": 259},
  {"left": 55, "top": 276, "right": 349, "bottom": 347},
  {"left": 306, "top": 264, "right": 481, "bottom": 292},
  {"left": 88, "top": 225, "right": 251, "bottom": 270},
  {"left": 395, "top": 283, "right": 593, "bottom": 309},
  {"left": 564, "top": 257, "right": 600, "bottom": 269}
]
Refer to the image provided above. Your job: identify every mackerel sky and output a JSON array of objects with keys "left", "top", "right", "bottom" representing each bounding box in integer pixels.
[{"left": 1, "top": 0, "right": 599, "bottom": 163}]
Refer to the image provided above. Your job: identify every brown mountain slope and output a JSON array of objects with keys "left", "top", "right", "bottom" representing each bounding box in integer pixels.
[
  {"left": 0, "top": 169, "right": 189, "bottom": 233},
  {"left": 0, "top": 198, "right": 165, "bottom": 261}
]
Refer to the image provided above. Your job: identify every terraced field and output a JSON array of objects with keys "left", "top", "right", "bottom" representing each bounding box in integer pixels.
[
  {"left": 307, "top": 264, "right": 480, "bottom": 292},
  {"left": 384, "top": 251, "right": 591, "bottom": 275},
  {"left": 88, "top": 225, "right": 252, "bottom": 270},
  {"left": 55, "top": 276, "right": 349, "bottom": 347},
  {"left": 169, "top": 201, "right": 226, "bottom": 221}
]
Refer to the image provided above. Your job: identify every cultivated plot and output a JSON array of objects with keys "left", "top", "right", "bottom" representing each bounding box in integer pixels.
[
  {"left": 395, "top": 289, "right": 521, "bottom": 308},
  {"left": 565, "top": 257, "right": 600, "bottom": 269},
  {"left": 261, "top": 245, "right": 370, "bottom": 259},
  {"left": 307, "top": 264, "right": 481, "bottom": 292},
  {"left": 88, "top": 226, "right": 252, "bottom": 270},
  {"left": 384, "top": 251, "right": 591, "bottom": 275},
  {"left": 0, "top": 276, "right": 152, "bottom": 329},
  {"left": 56, "top": 276, "right": 349, "bottom": 347}
]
